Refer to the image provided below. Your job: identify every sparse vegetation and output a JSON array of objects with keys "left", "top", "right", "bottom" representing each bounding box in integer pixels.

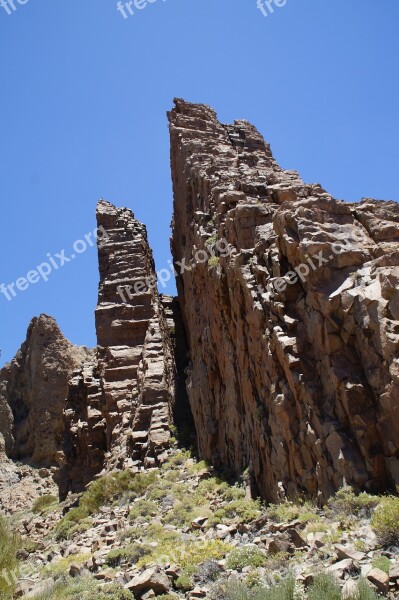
[
  {"left": 208, "top": 256, "right": 220, "bottom": 268},
  {"left": 54, "top": 470, "right": 159, "bottom": 539},
  {"left": 372, "top": 554, "right": 391, "bottom": 574},
  {"left": 371, "top": 495, "right": 399, "bottom": 546},
  {"left": 0, "top": 516, "right": 20, "bottom": 599},
  {"left": 226, "top": 546, "right": 267, "bottom": 571},
  {"left": 306, "top": 574, "right": 341, "bottom": 600},
  {"left": 327, "top": 487, "right": 380, "bottom": 518},
  {"left": 266, "top": 500, "right": 318, "bottom": 524},
  {"left": 106, "top": 543, "right": 151, "bottom": 567},
  {"left": 31, "top": 576, "right": 133, "bottom": 599},
  {"left": 32, "top": 494, "right": 58, "bottom": 514}
]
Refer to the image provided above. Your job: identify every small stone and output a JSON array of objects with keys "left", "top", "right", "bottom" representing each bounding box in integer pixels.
[{"left": 69, "top": 563, "right": 81, "bottom": 578}]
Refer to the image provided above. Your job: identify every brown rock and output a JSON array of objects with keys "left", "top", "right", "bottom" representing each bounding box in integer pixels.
[
  {"left": 334, "top": 544, "right": 366, "bottom": 563},
  {"left": 168, "top": 98, "right": 399, "bottom": 502},
  {"left": 367, "top": 568, "right": 390, "bottom": 593},
  {"left": 125, "top": 567, "right": 170, "bottom": 595}
]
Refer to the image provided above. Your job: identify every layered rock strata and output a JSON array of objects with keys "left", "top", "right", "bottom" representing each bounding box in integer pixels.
[
  {"left": 94, "top": 200, "right": 175, "bottom": 473},
  {"left": 168, "top": 98, "right": 399, "bottom": 503},
  {"left": 1, "top": 201, "right": 177, "bottom": 501}
]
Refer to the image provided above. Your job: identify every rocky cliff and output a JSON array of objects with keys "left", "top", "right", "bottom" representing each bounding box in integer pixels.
[
  {"left": 0, "top": 201, "right": 177, "bottom": 502},
  {"left": 59, "top": 201, "right": 177, "bottom": 498},
  {"left": 168, "top": 98, "right": 399, "bottom": 503},
  {"left": 1, "top": 101, "right": 398, "bottom": 510},
  {"left": 0, "top": 315, "right": 90, "bottom": 467}
]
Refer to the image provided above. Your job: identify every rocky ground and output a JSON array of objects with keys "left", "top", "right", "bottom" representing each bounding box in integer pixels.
[{"left": 1, "top": 445, "right": 399, "bottom": 599}]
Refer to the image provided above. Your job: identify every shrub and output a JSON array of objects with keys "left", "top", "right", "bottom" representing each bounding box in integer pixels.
[
  {"left": 328, "top": 487, "right": 380, "bottom": 518},
  {"left": 0, "top": 516, "right": 20, "bottom": 599},
  {"left": 208, "top": 498, "right": 262, "bottom": 526},
  {"left": 31, "top": 576, "right": 134, "bottom": 599},
  {"left": 371, "top": 496, "right": 399, "bottom": 546},
  {"left": 307, "top": 573, "right": 341, "bottom": 600},
  {"left": 210, "top": 575, "right": 296, "bottom": 600},
  {"left": 227, "top": 546, "right": 267, "bottom": 571},
  {"left": 54, "top": 470, "right": 159, "bottom": 540},
  {"left": 266, "top": 501, "right": 318, "bottom": 524},
  {"left": 372, "top": 554, "right": 391, "bottom": 574},
  {"left": 43, "top": 553, "right": 91, "bottom": 577},
  {"left": 32, "top": 494, "right": 58, "bottom": 514},
  {"left": 129, "top": 499, "right": 158, "bottom": 521},
  {"left": 137, "top": 538, "right": 231, "bottom": 570},
  {"left": 357, "top": 578, "right": 380, "bottom": 600},
  {"left": 208, "top": 256, "right": 220, "bottom": 268},
  {"left": 106, "top": 543, "right": 151, "bottom": 567},
  {"left": 175, "top": 573, "right": 192, "bottom": 591}
]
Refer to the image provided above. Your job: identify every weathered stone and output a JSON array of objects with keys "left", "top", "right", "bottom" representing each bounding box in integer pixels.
[
  {"left": 168, "top": 98, "right": 399, "bottom": 502},
  {"left": 367, "top": 568, "right": 390, "bottom": 593},
  {"left": 334, "top": 544, "right": 366, "bottom": 563},
  {"left": 0, "top": 315, "right": 90, "bottom": 465},
  {"left": 125, "top": 567, "right": 170, "bottom": 595}
]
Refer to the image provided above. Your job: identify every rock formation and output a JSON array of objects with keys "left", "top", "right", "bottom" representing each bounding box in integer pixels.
[
  {"left": 94, "top": 200, "right": 175, "bottom": 473},
  {"left": 168, "top": 98, "right": 399, "bottom": 503},
  {"left": 0, "top": 201, "right": 177, "bottom": 502},
  {"left": 1, "top": 101, "right": 398, "bottom": 510},
  {"left": 0, "top": 315, "right": 89, "bottom": 466}
]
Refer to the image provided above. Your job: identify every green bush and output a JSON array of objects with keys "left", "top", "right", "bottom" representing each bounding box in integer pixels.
[
  {"left": 208, "top": 256, "right": 220, "bottom": 268},
  {"left": 31, "top": 576, "right": 134, "bottom": 599},
  {"left": 210, "top": 575, "right": 296, "bottom": 600},
  {"left": 208, "top": 498, "right": 262, "bottom": 527},
  {"left": 129, "top": 499, "right": 158, "bottom": 521},
  {"left": 371, "top": 496, "right": 399, "bottom": 546},
  {"left": 266, "top": 501, "right": 318, "bottom": 524},
  {"left": 54, "top": 470, "right": 159, "bottom": 540},
  {"left": 175, "top": 573, "right": 192, "bottom": 591},
  {"left": 328, "top": 487, "right": 380, "bottom": 518},
  {"left": 32, "top": 494, "right": 58, "bottom": 514},
  {"left": 357, "top": 578, "right": 380, "bottom": 600},
  {"left": 372, "top": 555, "right": 390, "bottom": 574},
  {"left": 106, "top": 543, "right": 151, "bottom": 567},
  {"left": 226, "top": 546, "right": 267, "bottom": 571},
  {"left": 307, "top": 574, "right": 341, "bottom": 600},
  {"left": 0, "top": 516, "right": 20, "bottom": 599}
]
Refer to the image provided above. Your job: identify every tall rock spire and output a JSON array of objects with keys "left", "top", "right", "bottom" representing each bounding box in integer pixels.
[{"left": 168, "top": 98, "right": 399, "bottom": 502}]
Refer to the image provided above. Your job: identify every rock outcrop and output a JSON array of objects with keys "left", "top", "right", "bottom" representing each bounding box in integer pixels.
[
  {"left": 57, "top": 200, "right": 177, "bottom": 497},
  {"left": 0, "top": 315, "right": 90, "bottom": 466},
  {"left": 168, "top": 98, "right": 399, "bottom": 503},
  {"left": 94, "top": 200, "right": 175, "bottom": 473},
  {"left": 1, "top": 201, "right": 177, "bottom": 501}
]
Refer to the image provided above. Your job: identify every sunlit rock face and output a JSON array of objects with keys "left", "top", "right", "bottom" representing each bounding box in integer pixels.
[{"left": 169, "top": 98, "right": 399, "bottom": 503}]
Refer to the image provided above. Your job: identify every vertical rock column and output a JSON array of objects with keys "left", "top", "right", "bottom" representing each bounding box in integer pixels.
[{"left": 95, "top": 200, "right": 175, "bottom": 471}]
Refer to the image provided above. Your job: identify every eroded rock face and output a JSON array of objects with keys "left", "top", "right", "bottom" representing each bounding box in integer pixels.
[
  {"left": 168, "top": 98, "right": 399, "bottom": 502},
  {"left": 0, "top": 315, "right": 90, "bottom": 466},
  {"left": 1, "top": 202, "right": 177, "bottom": 502},
  {"left": 95, "top": 200, "right": 175, "bottom": 472},
  {"left": 58, "top": 201, "right": 177, "bottom": 496}
]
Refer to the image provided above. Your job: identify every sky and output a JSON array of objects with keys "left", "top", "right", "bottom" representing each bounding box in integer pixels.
[{"left": 0, "top": 0, "right": 398, "bottom": 367}]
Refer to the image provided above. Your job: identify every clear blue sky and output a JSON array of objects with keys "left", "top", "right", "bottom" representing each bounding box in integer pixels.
[{"left": 1, "top": 0, "right": 398, "bottom": 366}]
